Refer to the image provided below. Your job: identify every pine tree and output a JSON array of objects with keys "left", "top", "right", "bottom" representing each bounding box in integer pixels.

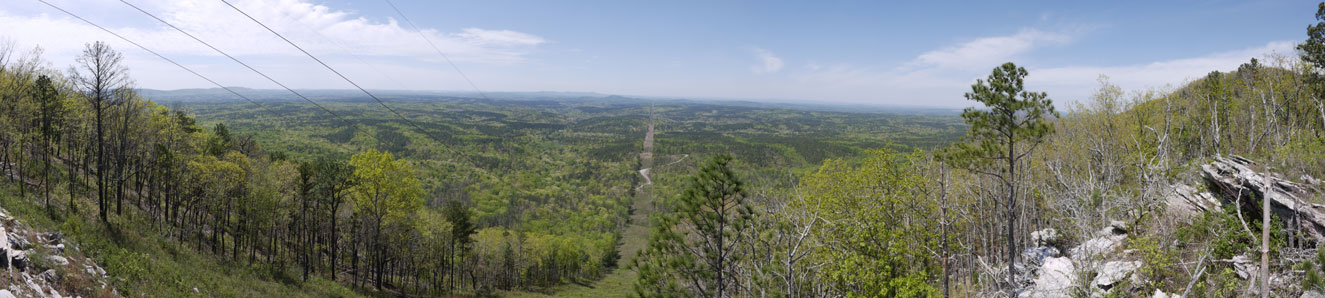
[{"left": 943, "top": 62, "right": 1057, "bottom": 296}]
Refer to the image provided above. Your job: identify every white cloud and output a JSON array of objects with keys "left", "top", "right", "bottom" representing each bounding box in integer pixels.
[
  {"left": 778, "top": 28, "right": 1081, "bottom": 106},
  {"left": 751, "top": 48, "right": 784, "bottom": 74},
  {"left": 2, "top": 0, "right": 546, "bottom": 64},
  {"left": 786, "top": 31, "right": 1291, "bottom": 108},
  {"left": 1029, "top": 41, "right": 1297, "bottom": 104},
  {"left": 458, "top": 28, "right": 545, "bottom": 46},
  {"left": 911, "top": 28, "right": 1075, "bottom": 71}
]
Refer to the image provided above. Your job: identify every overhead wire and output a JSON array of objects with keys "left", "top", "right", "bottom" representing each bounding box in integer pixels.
[
  {"left": 219, "top": 0, "right": 447, "bottom": 145},
  {"left": 118, "top": 0, "right": 356, "bottom": 130},
  {"left": 381, "top": 0, "right": 492, "bottom": 101},
  {"left": 38, "top": 0, "right": 358, "bottom": 153},
  {"left": 34, "top": 0, "right": 280, "bottom": 117}
]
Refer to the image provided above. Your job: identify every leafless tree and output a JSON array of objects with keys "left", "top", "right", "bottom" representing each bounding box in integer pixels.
[{"left": 68, "top": 41, "right": 130, "bottom": 224}]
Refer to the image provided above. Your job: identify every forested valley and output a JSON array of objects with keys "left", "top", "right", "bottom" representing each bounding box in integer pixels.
[{"left": 5, "top": 2, "right": 1325, "bottom": 298}]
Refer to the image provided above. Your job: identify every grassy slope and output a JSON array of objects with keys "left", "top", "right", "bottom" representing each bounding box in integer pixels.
[{"left": 0, "top": 184, "right": 362, "bottom": 297}]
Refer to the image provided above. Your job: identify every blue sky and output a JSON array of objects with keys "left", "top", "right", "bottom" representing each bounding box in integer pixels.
[{"left": 1, "top": 0, "right": 1314, "bottom": 107}]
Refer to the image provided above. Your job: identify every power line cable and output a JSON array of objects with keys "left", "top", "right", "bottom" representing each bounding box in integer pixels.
[
  {"left": 119, "top": 0, "right": 356, "bottom": 129},
  {"left": 35, "top": 0, "right": 279, "bottom": 117},
  {"left": 220, "top": 0, "right": 446, "bottom": 144},
  {"left": 38, "top": 0, "right": 359, "bottom": 153},
  {"left": 381, "top": 0, "right": 491, "bottom": 101}
]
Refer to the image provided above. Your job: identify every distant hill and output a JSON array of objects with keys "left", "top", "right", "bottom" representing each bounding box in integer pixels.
[{"left": 137, "top": 88, "right": 960, "bottom": 115}]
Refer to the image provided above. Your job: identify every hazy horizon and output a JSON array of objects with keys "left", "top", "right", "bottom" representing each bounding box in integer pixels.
[{"left": 3, "top": 0, "right": 1310, "bottom": 108}]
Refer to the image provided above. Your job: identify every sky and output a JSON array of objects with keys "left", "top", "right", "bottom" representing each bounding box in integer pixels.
[{"left": 0, "top": 0, "right": 1316, "bottom": 108}]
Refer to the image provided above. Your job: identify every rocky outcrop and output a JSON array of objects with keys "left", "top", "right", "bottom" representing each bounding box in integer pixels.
[
  {"left": 0, "top": 209, "right": 114, "bottom": 298},
  {"left": 1200, "top": 155, "right": 1325, "bottom": 241},
  {"left": 1022, "top": 156, "right": 1324, "bottom": 297},
  {"left": 1022, "top": 223, "right": 1141, "bottom": 298},
  {"left": 1069, "top": 223, "right": 1127, "bottom": 262},
  {"left": 1024, "top": 256, "right": 1075, "bottom": 297},
  {"left": 1092, "top": 260, "right": 1140, "bottom": 291},
  {"left": 1165, "top": 183, "right": 1222, "bottom": 218}
]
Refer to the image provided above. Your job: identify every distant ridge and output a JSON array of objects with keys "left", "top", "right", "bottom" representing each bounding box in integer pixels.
[{"left": 138, "top": 87, "right": 960, "bottom": 114}]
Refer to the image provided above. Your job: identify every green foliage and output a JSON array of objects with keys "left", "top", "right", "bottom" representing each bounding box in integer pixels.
[
  {"left": 1299, "top": 249, "right": 1325, "bottom": 292},
  {"left": 800, "top": 148, "right": 940, "bottom": 297},
  {"left": 1175, "top": 205, "right": 1253, "bottom": 260},
  {"left": 1127, "top": 235, "right": 1179, "bottom": 293},
  {"left": 206, "top": 123, "right": 233, "bottom": 157},
  {"left": 943, "top": 62, "right": 1057, "bottom": 293},
  {"left": 0, "top": 184, "right": 361, "bottom": 297},
  {"left": 348, "top": 149, "right": 423, "bottom": 224},
  {"left": 1299, "top": 2, "right": 1325, "bottom": 82},
  {"left": 443, "top": 200, "right": 476, "bottom": 247},
  {"left": 634, "top": 154, "right": 754, "bottom": 298},
  {"left": 945, "top": 62, "right": 1058, "bottom": 170}
]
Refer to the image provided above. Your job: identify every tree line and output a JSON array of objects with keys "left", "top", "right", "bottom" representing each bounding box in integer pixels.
[
  {"left": 0, "top": 40, "right": 628, "bottom": 296},
  {"left": 629, "top": 4, "right": 1325, "bottom": 297}
]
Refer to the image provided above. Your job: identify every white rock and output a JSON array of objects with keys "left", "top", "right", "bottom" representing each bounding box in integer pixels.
[
  {"left": 1303, "top": 290, "right": 1325, "bottom": 298},
  {"left": 24, "top": 276, "right": 41, "bottom": 297},
  {"left": 1069, "top": 234, "right": 1126, "bottom": 261},
  {"left": 0, "top": 225, "right": 7, "bottom": 270},
  {"left": 1153, "top": 289, "right": 1182, "bottom": 298},
  {"left": 1024, "top": 256, "right": 1077, "bottom": 298},
  {"left": 1108, "top": 220, "right": 1129, "bottom": 235},
  {"left": 1092, "top": 261, "right": 1141, "bottom": 291},
  {"left": 0, "top": 289, "right": 13, "bottom": 298},
  {"left": 1032, "top": 228, "right": 1061, "bottom": 247},
  {"left": 1231, "top": 255, "right": 1257, "bottom": 280},
  {"left": 47, "top": 255, "right": 68, "bottom": 267}
]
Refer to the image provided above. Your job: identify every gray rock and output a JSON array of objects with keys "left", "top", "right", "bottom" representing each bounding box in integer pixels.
[
  {"left": 1032, "top": 228, "right": 1062, "bottom": 248},
  {"left": 8, "top": 234, "right": 29, "bottom": 251},
  {"left": 39, "top": 269, "right": 59, "bottom": 283},
  {"left": 1303, "top": 290, "right": 1325, "bottom": 298},
  {"left": 1231, "top": 254, "right": 1257, "bottom": 280},
  {"left": 43, "top": 232, "right": 62, "bottom": 245},
  {"left": 1024, "top": 256, "right": 1076, "bottom": 298},
  {"left": 46, "top": 255, "right": 68, "bottom": 267},
  {"left": 0, "top": 226, "right": 7, "bottom": 257},
  {"left": 10, "top": 251, "right": 27, "bottom": 272},
  {"left": 1165, "top": 183, "right": 1221, "bottom": 218},
  {"left": 0, "top": 289, "right": 13, "bottom": 298},
  {"left": 1069, "top": 234, "right": 1126, "bottom": 261},
  {"left": 1022, "top": 246, "right": 1061, "bottom": 268},
  {"left": 1202, "top": 156, "right": 1325, "bottom": 241},
  {"left": 1091, "top": 260, "right": 1140, "bottom": 291},
  {"left": 24, "top": 274, "right": 41, "bottom": 296},
  {"left": 1153, "top": 289, "right": 1182, "bottom": 298},
  {"left": 1108, "top": 220, "right": 1129, "bottom": 235}
]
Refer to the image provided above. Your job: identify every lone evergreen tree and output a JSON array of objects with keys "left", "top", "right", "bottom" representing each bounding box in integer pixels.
[
  {"left": 634, "top": 154, "right": 753, "bottom": 298},
  {"left": 944, "top": 62, "right": 1057, "bottom": 296}
]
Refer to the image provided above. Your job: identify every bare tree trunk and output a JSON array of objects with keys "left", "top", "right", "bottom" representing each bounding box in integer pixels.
[
  {"left": 1260, "top": 164, "right": 1270, "bottom": 298},
  {"left": 1007, "top": 116, "right": 1019, "bottom": 297},
  {"left": 940, "top": 166, "right": 951, "bottom": 298}
]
